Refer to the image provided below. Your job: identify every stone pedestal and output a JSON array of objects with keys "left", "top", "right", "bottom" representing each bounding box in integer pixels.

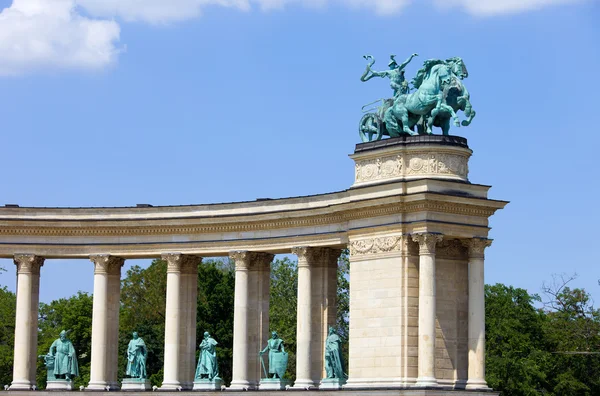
[
  {"left": 258, "top": 378, "right": 291, "bottom": 390},
  {"left": 46, "top": 380, "right": 74, "bottom": 391},
  {"left": 192, "top": 378, "right": 224, "bottom": 391},
  {"left": 319, "top": 378, "right": 346, "bottom": 390},
  {"left": 121, "top": 378, "right": 151, "bottom": 391}
]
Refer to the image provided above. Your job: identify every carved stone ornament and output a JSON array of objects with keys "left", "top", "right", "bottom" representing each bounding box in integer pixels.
[
  {"left": 160, "top": 253, "right": 202, "bottom": 274},
  {"left": 461, "top": 238, "right": 492, "bottom": 259},
  {"left": 436, "top": 239, "right": 468, "bottom": 260},
  {"left": 229, "top": 251, "right": 274, "bottom": 271},
  {"left": 292, "top": 247, "right": 342, "bottom": 267},
  {"left": 90, "top": 254, "right": 125, "bottom": 275},
  {"left": 13, "top": 254, "right": 44, "bottom": 275},
  {"left": 354, "top": 150, "right": 469, "bottom": 186},
  {"left": 349, "top": 236, "right": 405, "bottom": 257},
  {"left": 411, "top": 233, "right": 443, "bottom": 255}
]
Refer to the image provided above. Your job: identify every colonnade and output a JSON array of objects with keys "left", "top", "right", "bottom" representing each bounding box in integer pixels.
[{"left": 8, "top": 236, "right": 492, "bottom": 391}]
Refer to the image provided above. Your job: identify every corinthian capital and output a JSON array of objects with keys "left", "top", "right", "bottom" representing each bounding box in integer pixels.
[
  {"left": 229, "top": 251, "right": 273, "bottom": 271},
  {"left": 90, "top": 254, "right": 125, "bottom": 275},
  {"left": 461, "top": 238, "right": 492, "bottom": 259},
  {"left": 291, "top": 247, "right": 341, "bottom": 268},
  {"left": 161, "top": 253, "right": 201, "bottom": 274},
  {"left": 411, "top": 233, "right": 443, "bottom": 255},
  {"left": 13, "top": 254, "right": 44, "bottom": 275}
]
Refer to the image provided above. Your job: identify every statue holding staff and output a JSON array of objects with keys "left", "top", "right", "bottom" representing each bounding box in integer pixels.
[{"left": 259, "top": 331, "right": 288, "bottom": 379}]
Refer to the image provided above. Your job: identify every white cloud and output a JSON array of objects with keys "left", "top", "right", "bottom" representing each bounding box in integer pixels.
[
  {"left": 78, "top": 0, "right": 251, "bottom": 24},
  {"left": 0, "top": 0, "right": 121, "bottom": 76},
  {"left": 434, "top": 0, "right": 587, "bottom": 16},
  {"left": 78, "top": 0, "right": 411, "bottom": 22},
  {"left": 0, "top": 0, "right": 587, "bottom": 76}
]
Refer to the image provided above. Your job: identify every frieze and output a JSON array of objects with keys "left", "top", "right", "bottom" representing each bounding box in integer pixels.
[
  {"left": 349, "top": 236, "right": 404, "bottom": 256},
  {"left": 355, "top": 151, "right": 469, "bottom": 185}
]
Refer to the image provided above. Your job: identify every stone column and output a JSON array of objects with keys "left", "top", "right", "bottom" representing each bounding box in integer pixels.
[
  {"left": 292, "top": 247, "right": 341, "bottom": 389},
  {"left": 87, "top": 255, "right": 124, "bottom": 391},
  {"left": 462, "top": 238, "right": 492, "bottom": 390},
  {"left": 179, "top": 256, "right": 201, "bottom": 390},
  {"left": 412, "top": 233, "right": 443, "bottom": 388},
  {"left": 10, "top": 254, "right": 44, "bottom": 391},
  {"left": 160, "top": 253, "right": 198, "bottom": 390},
  {"left": 229, "top": 251, "right": 273, "bottom": 390}
]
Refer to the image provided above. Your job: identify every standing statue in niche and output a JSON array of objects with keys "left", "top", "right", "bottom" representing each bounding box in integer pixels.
[
  {"left": 259, "top": 331, "right": 288, "bottom": 379},
  {"left": 324, "top": 327, "right": 347, "bottom": 381},
  {"left": 195, "top": 332, "right": 220, "bottom": 380},
  {"left": 48, "top": 330, "right": 79, "bottom": 380},
  {"left": 126, "top": 332, "right": 147, "bottom": 379}
]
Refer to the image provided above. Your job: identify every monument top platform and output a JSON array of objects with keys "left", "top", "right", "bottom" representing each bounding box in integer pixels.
[
  {"left": 350, "top": 135, "right": 473, "bottom": 188},
  {"left": 354, "top": 135, "right": 469, "bottom": 154}
]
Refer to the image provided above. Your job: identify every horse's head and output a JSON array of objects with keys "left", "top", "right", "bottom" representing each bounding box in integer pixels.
[{"left": 446, "top": 57, "right": 468, "bottom": 80}]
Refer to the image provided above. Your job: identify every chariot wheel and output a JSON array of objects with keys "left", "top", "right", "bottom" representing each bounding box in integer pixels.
[{"left": 358, "top": 113, "right": 383, "bottom": 142}]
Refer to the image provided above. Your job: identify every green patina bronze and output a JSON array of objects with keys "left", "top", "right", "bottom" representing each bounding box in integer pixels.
[
  {"left": 195, "top": 331, "right": 220, "bottom": 381},
  {"left": 259, "top": 331, "right": 288, "bottom": 379},
  {"left": 126, "top": 332, "right": 148, "bottom": 379},
  {"left": 47, "top": 330, "right": 79, "bottom": 380},
  {"left": 359, "top": 53, "right": 476, "bottom": 141},
  {"left": 324, "top": 327, "right": 347, "bottom": 382}
]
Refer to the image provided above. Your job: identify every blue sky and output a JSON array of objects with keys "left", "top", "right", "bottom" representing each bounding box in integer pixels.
[{"left": 0, "top": 0, "right": 599, "bottom": 305}]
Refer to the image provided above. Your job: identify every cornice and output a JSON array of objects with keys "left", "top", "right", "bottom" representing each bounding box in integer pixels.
[{"left": 0, "top": 199, "right": 500, "bottom": 238}]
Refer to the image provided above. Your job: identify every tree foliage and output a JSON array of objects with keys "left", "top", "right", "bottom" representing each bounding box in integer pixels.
[
  {"left": 37, "top": 292, "right": 94, "bottom": 389},
  {"left": 0, "top": 287, "right": 16, "bottom": 387}
]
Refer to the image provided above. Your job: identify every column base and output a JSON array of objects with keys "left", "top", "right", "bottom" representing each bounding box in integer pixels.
[
  {"left": 122, "top": 379, "right": 151, "bottom": 391},
  {"left": 180, "top": 381, "right": 193, "bottom": 391},
  {"left": 414, "top": 377, "right": 439, "bottom": 388},
  {"left": 291, "top": 378, "right": 317, "bottom": 390},
  {"left": 86, "top": 381, "right": 113, "bottom": 391},
  {"left": 259, "top": 378, "right": 292, "bottom": 390},
  {"left": 343, "top": 378, "right": 409, "bottom": 389},
  {"left": 227, "top": 380, "right": 256, "bottom": 391},
  {"left": 8, "top": 380, "right": 32, "bottom": 391},
  {"left": 193, "top": 378, "right": 224, "bottom": 391},
  {"left": 319, "top": 378, "right": 346, "bottom": 390},
  {"left": 48, "top": 380, "right": 74, "bottom": 391},
  {"left": 158, "top": 380, "right": 182, "bottom": 391},
  {"left": 466, "top": 379, "right": 491, "bottom": 390}
]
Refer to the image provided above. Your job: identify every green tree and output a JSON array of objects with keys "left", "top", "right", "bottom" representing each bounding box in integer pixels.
[
  {"left": 0, "top": 287, "right": 16, "bottom": 387},
  {"left": 195, "top": 260, "right": 235, "bottom": 384},
  {"left": 119, "top": 260, "right": 167, "bottom": 386},
  {"left": 541, "top": 275, "right": 600, "bottom": 395},
  {"left": 118, "top": 258, "right": 236, "bottom": 386},
  {"left": 37, "top": 292, "right": 94, "bottom": 389},
  {"left": 485, "top": 283, "right": 549, "bottom": 395},
  {"left": 269, "top": 257, "right": 298, "bottom": 380}
]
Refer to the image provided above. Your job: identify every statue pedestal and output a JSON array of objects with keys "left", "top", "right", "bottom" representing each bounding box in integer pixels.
[
  {"left": 121, "top": 378, "right": 151, "bottom": 391},
  {"left": 192, "top": 378, "right": 224, "bottom": 391},
  {"left": 258, "top": 378, "right": 291, "bottom": 390},
  {"left": 319, "top": 378, "right": 346, "bottom": 390},
  {"left": 46, "top": 380, "right": 73, "bottom": 391}
]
